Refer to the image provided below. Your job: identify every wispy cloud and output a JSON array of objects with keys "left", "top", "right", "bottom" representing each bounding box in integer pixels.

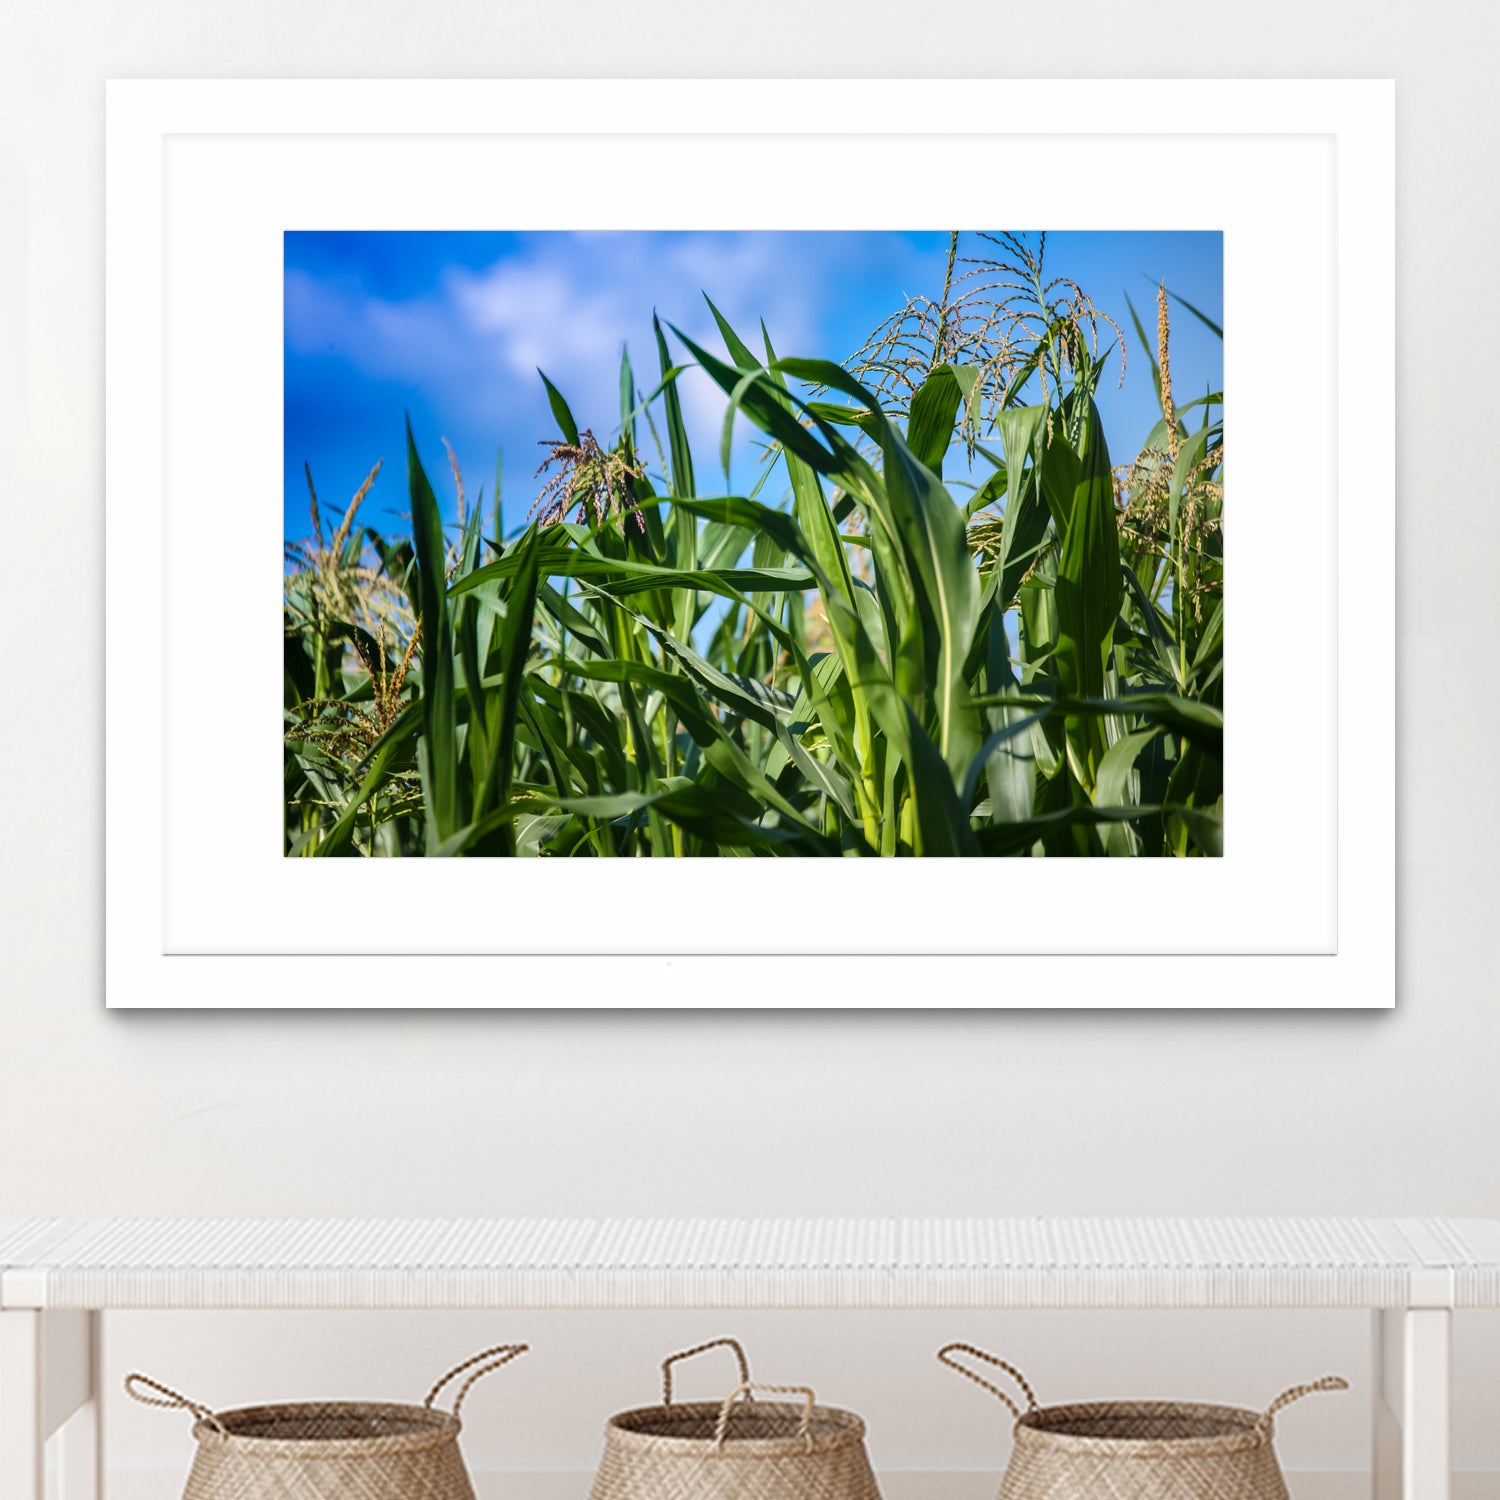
[
  {"left": 288, "top": 232, "right": 838, "bottom": 435},
  {"left": 285, "top": 231, "right": 890, "bottom": 508},
  {"left": 287, "top": 230, "right": 990, "bottom": 532}
]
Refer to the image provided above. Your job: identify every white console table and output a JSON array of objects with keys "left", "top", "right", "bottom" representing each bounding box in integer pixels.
[{"left": 4, "top": 1217, "right": 1498, "bottom": 1500}]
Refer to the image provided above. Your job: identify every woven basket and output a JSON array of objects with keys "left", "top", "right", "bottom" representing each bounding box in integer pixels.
[
  {"left": 125, "top": 1343, "right": 527, "bottom": 1500},
  {"left": 588, "top": 1337, "right": 883, "bottom": 1500},
  {"left": 938, "top": 1343, "right": 1347, "bottom": 1500}
]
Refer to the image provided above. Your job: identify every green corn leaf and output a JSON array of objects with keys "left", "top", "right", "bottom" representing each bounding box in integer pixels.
[
  {"left": 536, "top": 580, "right": 611, "bottom": 659},
  {"left": 906, "top": 364, "right": 967, "bottom": 477},
  {"left": 670, "top": 324, "right": 860, "bottom": 482},
  {"left": 558, "top": 782, "right": 831, "bottom": 855},
  {"left": 1173, "top": 802, "right": 1224, "bottom": 857},
  {"left": 960, "top": 707, "right": 1052, "bottom": 813},
  {"left": 406, "top": 417, "right": 462, "bottom": 848},
  {"left": 1093, "top": 725, "right": 1162, "bottom": 855},
  {"left": 772, "top": 356, "right": 981, "bottom": 777},
  {"left": 654, "top": 312, "right": 699, "bottom": 642},
  {"left": 1166, "top": 741, "right": 1224, "bottom": 856},
  {"left": 904, "top": 707, "right": 978, "bottom": 857},
  {"left": 1120, "top": 562, "right": 1177, "bottom": 654},
  {"left": 1052, "top": 396, "right": 1123, "bottom": 787},
  {"left": 704, "top": 293, "right": 762, "bottom": 371},
  {"left": 1165, "top": 283, "right": 1223, "bottom": 339},
  {"left": 756, "top": 337, "right": 864, "bottom": 614},
  {"left": 698, "top": 516, "right": 754, "bottom": 572},
  {"left": 619, "top": 344, "right": 636, "bottom": 447},
  {"left": 485, "top": 523, "right": 544, "bottom": 851},
  {"left": 1037, "top": 421, "right": 1081, "bottom": 533},
  {"left": 978, "top": 614, "right": 1038, "bottom": 826},
  {"left": 965, "top": 464, "right": 1007, "bottom": 521},
  {"left": 579, "top": 585, "right": 796, "bottom": 729},
  {"left": 804, "top": 400, "right": 881, "bottom": 435},
  {"left": 654, "top": 312, "right": 696, "bottom": 505},
  {"left": 975, "top": 803, "right": 1164, "bottom": 857},
  {"left": 674, "top": 496, "right": 814, "bottom": 571},
  {"left": 1169, "top": 423, "right": 1211, "bottom": 538},
  {"left": 451, "top": 547, "right": 813, "bottom": 608},
  {"left": 966, "top": 689, "right": 1221, "bottom": 759},
  {"left": 537, "top": 369, "right": 580, "bottom": 447},
  {"left": 430, "top": 796, "right": 544, "bottom": 858},
  {"left": 992, "top": 406, "right": 1053, "bottom": 608}
]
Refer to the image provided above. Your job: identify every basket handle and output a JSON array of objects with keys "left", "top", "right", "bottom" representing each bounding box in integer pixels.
[
  {"left": 662, "top": 1338, "right": 752, "bottom": 1406},
  {"left": 936, "top": 1344, "right": 1039, "bottom": 1422},
  {"left": 124, "top": 1373, "right": 228, "bottom": 1438},
  {"left": 1256, "top": 1375, "right": 1349, "bottom": 1433},
  {"left": 712, "top": 1381, "right": 816, "bottom": 1453},
  {"left": 424, "top": 1344, "right": 530, "bottom": 1418}
]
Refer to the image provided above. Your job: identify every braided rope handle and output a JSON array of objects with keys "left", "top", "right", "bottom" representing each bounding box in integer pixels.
[
  {"left": 662, "top": 1337, "right": 752, "bottom": 1406},
  {"left": 936, "top": 1344, "right": 1040, "bottom": 1422},
  {"left": 424, "top": 1344, "right": 529, "bottom": 1418},
  {"left": 124, "top": 1373, "right": 228, "bottom": 1438},
  {"left": 712, "top": 1382, "right": 816, "bottom": 1453},
  {"left": 1256, "top": 1375, "right": 1349, "bottom": 1433}
]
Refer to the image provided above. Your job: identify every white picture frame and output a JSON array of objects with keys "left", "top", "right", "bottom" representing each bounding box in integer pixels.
[{"left": 105, "top": 78, "right": 1394, "bottom": 1008}]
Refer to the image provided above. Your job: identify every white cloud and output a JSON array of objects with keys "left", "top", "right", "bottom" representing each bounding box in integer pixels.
[
  {"left": 450, "top": 260, "right": 630, "bottom": 379},
  {"left": 437, "top": 232, "right": 829, "bottom": 484},
  {"left": 285, "top": 231, "right": 924, "bottom": 506},
  {"left": 285, "top": 269, "right": 457, "bottom": 384}
]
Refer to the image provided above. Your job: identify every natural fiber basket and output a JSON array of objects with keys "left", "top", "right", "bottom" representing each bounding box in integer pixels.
[
  {"left": 125, "top": 1343, "right": 527, "bottom": 1500},
  {"left": 938, "top": 1343, "right": 1347, "bottom": 1500},
  {"left": 589, "top": 1337, "right": 883, "bottom": 1500}
]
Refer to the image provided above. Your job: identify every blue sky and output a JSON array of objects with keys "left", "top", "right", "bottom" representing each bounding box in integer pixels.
[{"left": 284, "top": 230, "right": 1222, "bottom": 545}]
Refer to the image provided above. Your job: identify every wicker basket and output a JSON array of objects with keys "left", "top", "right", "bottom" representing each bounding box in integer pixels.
[
  {"left": 125, "top": 1343, "right": 527, "bottom": 1500},
  {"left": 588, "top": 1337, "right": 883, "bottom": 1500},
  {"left": 938, "top": 1343, "right": 1347, "bottom": 1500}
]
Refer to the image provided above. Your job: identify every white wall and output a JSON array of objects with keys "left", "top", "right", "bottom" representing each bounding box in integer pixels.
[{"left": 4, "top": 0, "right": 1500, "bottom": 1485}]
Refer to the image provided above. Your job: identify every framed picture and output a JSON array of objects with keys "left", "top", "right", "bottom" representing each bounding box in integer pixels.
[{"left": 105, "top": 79, "right": 1393, "bottom": 1007}]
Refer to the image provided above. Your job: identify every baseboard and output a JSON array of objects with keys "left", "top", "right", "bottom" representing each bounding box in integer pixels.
[{"left": 101, "top": 1470, "right": 1500, "bottom": 1500}]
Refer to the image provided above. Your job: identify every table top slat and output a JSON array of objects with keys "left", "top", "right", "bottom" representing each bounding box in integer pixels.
[{"left": 3, "top": 1217, "right": 1496, "bottom": 1310}]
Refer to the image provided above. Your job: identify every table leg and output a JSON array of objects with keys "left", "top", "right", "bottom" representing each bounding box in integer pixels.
[
  {"left": 1373, "top": 1307, "right": 1452, "bottom": 1500},
  {"left": 56, "top": 1312, "right": 102, "bottom": 1500},
  {"left": 0, "top": 1308, "right": 44, "bottom": 1500},
  {"left": 0, "top": 1308, "right": 100, "bottom": 1500}
]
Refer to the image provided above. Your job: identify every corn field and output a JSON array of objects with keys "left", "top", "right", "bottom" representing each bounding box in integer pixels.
[{"left": 284, "top": 233, "right": 1223, "bottom": 857}]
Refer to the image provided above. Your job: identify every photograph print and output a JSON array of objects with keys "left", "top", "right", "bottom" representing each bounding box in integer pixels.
[{"left": 283, "top": 228, "right": 1224, "bottom": 860}]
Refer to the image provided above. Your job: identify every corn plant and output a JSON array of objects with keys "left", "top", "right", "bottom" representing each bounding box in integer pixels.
[{"left": 283, "top": 234, "right": 1223, "bottom": 857}]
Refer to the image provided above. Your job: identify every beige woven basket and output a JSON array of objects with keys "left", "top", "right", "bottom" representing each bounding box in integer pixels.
[
  {"left": 125, "top": 1343, "right": 527, "bottom": 1500},
  {"left": 588, "top": 1337, "right": 883, "bottom": 1500},
  {"left": 938, "top": 1343, "right": 1347, "bottom": 1500}
]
